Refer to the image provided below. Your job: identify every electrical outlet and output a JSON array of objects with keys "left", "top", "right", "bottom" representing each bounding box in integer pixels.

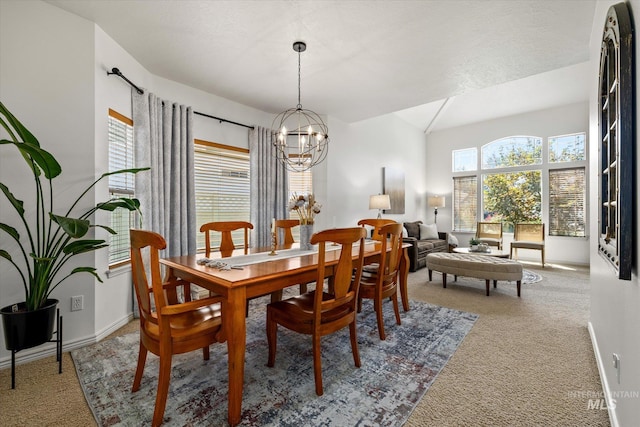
[{"left": 71, "top": 295, "right": 83, "bottom": 311}]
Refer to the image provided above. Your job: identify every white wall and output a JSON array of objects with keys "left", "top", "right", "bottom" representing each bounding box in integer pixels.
[
  {"left": 0, "top": 0, "right": 98, "bottom": 362},
  {"left": 588, "top": 1, "right": 640, "bottom": 426},
  {"left": 424, "top": 102, "right": 590, "bottom": 265},
  {"left": 318, "top": 113, "right": 428, "bottom": 232}
]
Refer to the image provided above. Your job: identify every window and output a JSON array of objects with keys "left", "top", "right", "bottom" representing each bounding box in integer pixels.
[
  {"left": 107, "top": 109, "right": 135, "bottom": 266},
  {"left": 549, "top": 133, "right": 586, "bottom": 163},
  {"left": 194, "top": 140, "right": 250, "bottom": 252},
  {"left": 481, "top": 136, "right": 542, "bottom": 169},
  {"left": 453, "top": 176, "right": 477, "bottom": 232},
  {"left": 452, "top": 148, "right": 477, "bottom": 172},
  {"left": 454, "top": 133, "right": 586, "bottom": 236},
  {"left": 483, "top": 171, "right": 541, "bottom": 232},
  {"left": 288, "top": 169, "right": 313, "bottom": 241},
  {"left": 549, "top": 168, "right": 586, "bottom": 237}
]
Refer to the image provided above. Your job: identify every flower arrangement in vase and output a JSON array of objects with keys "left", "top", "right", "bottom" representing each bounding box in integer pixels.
[{"left": 288, "top": 193, "right": 321, "bottom": 225}]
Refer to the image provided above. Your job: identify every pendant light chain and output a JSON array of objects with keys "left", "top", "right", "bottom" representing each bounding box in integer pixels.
[{"left": 297, "top": 49, "right": 302, "bottom": 109}]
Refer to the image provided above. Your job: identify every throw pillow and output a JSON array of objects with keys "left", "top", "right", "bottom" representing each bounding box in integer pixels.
[
  {"left": 402, "top": 226, "right": 408, "bottom": 238},
  {"left": 448, "top": 234, "right": 459, "bottom": 246},
  {"left": 420, "top": 223, "right": 439, "bottom": 240},
  {"left": 403, "top": 221, "right": 422, "bottom": 239}
]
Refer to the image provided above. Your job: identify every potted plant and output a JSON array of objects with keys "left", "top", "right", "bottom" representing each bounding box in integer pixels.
[
  {"left": 0, "top": 102, "right": 148, "bottom": 352},
  {"left": 469, "top": 237, "right": 480, "bottom": 251}
]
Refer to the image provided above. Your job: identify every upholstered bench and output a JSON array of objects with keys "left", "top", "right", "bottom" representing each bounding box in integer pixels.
[{"left": 426, "top": 252, "right": 524, "bottom": 296}]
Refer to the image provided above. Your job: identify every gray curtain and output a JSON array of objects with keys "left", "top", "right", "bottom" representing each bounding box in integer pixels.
[
  {"left": 132, "top": 89, "right": 196, "bottom": 257},
  {"left": 250, "top": 126, "right": 289, "bottom": 247}
]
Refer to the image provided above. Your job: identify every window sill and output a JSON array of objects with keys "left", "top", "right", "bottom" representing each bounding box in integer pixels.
[{"left": 106, "top": 263, "right": 131, "bottom": 278}]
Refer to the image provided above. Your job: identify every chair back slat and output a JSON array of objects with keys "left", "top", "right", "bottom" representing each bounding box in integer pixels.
[
  {"left": 357, "top": 218, "right": 397, "bottom": 241},
  {"left": 310, "top": 227, "right": 366, "bottom": 315},
  {"left": 200, "top": 221, "right": 253, "bottom": 257},
  {"left": 275, "top": 219, "right": 300, "bottom": 245},
  {"left": 380, "top": 222, "right": 404, "bottom": 284},
  {"left": 514, "top": 223, "right": 544, "bottom": 242},
  {"left": 130, "top": 229, "right": 167, "bottom": 323}
]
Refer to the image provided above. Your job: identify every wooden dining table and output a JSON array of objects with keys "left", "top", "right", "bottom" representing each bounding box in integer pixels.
[{"left": 160, "top": 240, "right": 410, "bottom": 426}]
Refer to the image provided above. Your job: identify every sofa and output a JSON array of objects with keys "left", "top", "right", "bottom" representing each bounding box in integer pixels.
[{"left": 403, "top": 221, "right": 449, "bottom": 272}]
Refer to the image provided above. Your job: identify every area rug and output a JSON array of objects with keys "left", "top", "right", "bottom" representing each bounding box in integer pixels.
[
  {"left": 523, "top": 269, "right": 542, "bottom": 284},
  {"left": 71, "top": 299, "right": 477, "bottom": 426}
]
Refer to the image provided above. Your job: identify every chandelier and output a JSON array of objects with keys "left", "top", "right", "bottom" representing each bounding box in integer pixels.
[{"left": 272, "top": 41, "right": 329, "bottom": 172}]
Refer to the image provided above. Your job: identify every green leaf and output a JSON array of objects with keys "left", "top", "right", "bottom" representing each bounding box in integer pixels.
[
  {"left": 0, "top": 249, "right": 12, "bottom": 261},
  {"left": 0, "top": 101, "right": 41, "bottom": 148},
  {"left": 97, "top": 198, "right": 140, "bottom": 212},
  {"left": 70, "top": 267, "right": 103, "bottom": 283},
  {"left": 100, "top": 167, "right": 150, "bottom": 178},
  {"left": 93, "top": 224, "right": 117, "bottom": 234},
  {"left": 0, "top": 182, "right": 25, "bottom": 216},
  {"left": 0, "top": 223, "right": 20, "bottom": 241},
  {"left": 50, "top": 213, "right": 90, "bottom": 238},
  {"left": 0, "top": 139, "right": 62, "bottom": 179},
  {"left": 63, "top": 240, "right": 108, "bottom": 255}
]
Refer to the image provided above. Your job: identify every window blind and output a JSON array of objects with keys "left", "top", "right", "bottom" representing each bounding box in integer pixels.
[
  {"left": 453, "top": 176, "right": 477, "bottom": 232},
  {"left": 549, "top": 167, "right": 586, "bottom": 237},
  {"left": 107, "top": 109, "right": 135, "bottom": 266},
  {"left": 194, "top": 140, "right": 250, "bottom": 251}
]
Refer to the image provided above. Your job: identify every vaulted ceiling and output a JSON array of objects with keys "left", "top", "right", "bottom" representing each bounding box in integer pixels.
[{"left": 46, "top": 0, "right": 596, "bottom": 131}]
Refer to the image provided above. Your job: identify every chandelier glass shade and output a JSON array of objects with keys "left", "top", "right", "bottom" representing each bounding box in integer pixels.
[{"left": 272, "top": 41, "right": 329, "bottom": 172}]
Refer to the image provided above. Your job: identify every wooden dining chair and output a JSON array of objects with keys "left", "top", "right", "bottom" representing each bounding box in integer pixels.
[
  {"left": 510, "top": 223, "right": 546, "bottom": 267},
  {"left": 200, "top": 220, "right": 279, "bottom": 310},
  {"left": 130, "top": 229, "right": 225, "bottom": 427},
  {"left": 200, "top": 221, "right": 253, "bottom": 258},
  {"left": 476, "top": 221, "right": 503, "bottom": 249},
  {"left": 357, "top": 222, "right": 403, "bottom": 340},
  {"left": 357, "top": 218, "right": 397, "bottom": 241},
  {"left": 266, "top": 227, "right": 367, "bottom": 396},
  {"left": 274, "top": 219, "right": 300, "bottom": 246},
  {"left": 275, "top": 218, "right": 310, "bottom": 294}
]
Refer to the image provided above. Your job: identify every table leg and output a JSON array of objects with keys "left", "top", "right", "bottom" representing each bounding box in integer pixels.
[
  {"left": 399, "top": 247, "right": 410, "bottom": 312},
  {"left": 226, "top": 286, "right": 247, "bottom": 427}
]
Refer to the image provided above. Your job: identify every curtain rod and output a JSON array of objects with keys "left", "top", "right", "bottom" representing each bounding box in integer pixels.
[{"left": 107, "top": 67, "right": 255, "bottom": 130}]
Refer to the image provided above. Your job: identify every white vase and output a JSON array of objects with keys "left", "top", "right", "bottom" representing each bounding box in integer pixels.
[{"left": 300, "top": 224, "right": 314, "bottom": 250}]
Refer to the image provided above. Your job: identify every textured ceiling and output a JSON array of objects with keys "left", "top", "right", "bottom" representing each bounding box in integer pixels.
[{"left": 46, "top": 0, "right": 596, "bottom": 128}]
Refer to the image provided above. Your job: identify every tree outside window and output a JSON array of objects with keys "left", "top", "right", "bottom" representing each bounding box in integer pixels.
[{"left": 481, "top": 136, "right": 542, "bottom": 232}]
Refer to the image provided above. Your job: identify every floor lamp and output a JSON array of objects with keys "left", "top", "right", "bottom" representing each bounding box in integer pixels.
[
  {"left": 428, "top": 196, "right": 445, "bottom": 224},
  {"left": 369, "top": 194, "right": 391, "bottom": 219}
]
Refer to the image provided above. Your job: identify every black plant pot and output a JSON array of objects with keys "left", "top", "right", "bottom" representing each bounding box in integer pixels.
[{"left": 1, "top": 299, "right": 59, "bottom": 351}]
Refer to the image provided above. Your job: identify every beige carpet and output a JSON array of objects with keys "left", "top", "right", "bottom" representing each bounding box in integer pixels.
[{"left": 0, "top": 263, "right": 609, "bottom": 426}]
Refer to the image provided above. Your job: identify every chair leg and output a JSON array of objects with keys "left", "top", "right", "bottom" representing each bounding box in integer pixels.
[
  {"left": 266, "top": 310, "right": 277, "bottom": 367},
  {"left": 541, "top": 248, "right": 545, "bottom": 268},
  {"left": 392, "top": 292, "right": 401, "bottom": 326},
  {"left": 202, "top": 346, "right": 210, "bottom": 361},
  {"left": 299, "top": 283, "right": 308, "bottom": 294},
  {"left": 374, "top": 296, "right": 386, "bottom": 340},
  {"left": 132, "top": 342, "right": 148, "bottom": 392},
  {"left": 349, "top": 320, "right": 361, "bottom": 368},
  {"left": 357, "top": 296, "right": 362, "bottom": 313},
  {"left": 312, "top": 333, "right": 324, "bottom": 396},
  {"left": 152, "top": 353, "right": 172, "bottom": 427}
]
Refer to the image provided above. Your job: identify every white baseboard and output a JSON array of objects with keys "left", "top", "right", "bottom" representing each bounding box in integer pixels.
[
  {"left": 588, "top": 321, "right": 619, "bottom": 427},
  {"left": 0, "top": 313, "right": 134, "bottom": 370}
]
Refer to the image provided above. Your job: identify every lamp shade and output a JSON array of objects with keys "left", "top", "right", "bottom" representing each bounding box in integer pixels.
[
  {"left": 428, "top": 196, "right": 445, "bottom": 208},
  {"left": 369, "top": 194, "right": 391, "bottom": 210}
]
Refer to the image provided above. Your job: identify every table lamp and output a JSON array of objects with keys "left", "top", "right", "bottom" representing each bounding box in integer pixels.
[{"left": 369, "top": 194, "right": 391, "bottom": 219}]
